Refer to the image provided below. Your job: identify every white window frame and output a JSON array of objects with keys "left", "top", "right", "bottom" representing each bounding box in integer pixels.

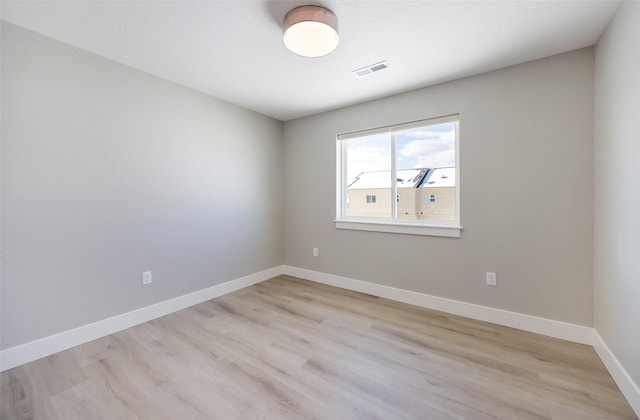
[
  {"left": 366, "top": 194, "right": 377, "bottom": 204},
  {"left": 336, "top": 114, "right": 461, "bottom": 238},
  {"left": 429, "top": 194, "right": 437, "bottom": 203}
]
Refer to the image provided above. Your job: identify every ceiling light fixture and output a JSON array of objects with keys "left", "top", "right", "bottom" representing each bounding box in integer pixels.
[{"left": 283, "top": 5, "right": 339, "bottom": 58}]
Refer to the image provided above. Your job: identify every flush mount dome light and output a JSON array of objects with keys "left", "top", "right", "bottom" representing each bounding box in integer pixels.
[{"left": 283, "top": 5, "right": 339, "bottom": 58}]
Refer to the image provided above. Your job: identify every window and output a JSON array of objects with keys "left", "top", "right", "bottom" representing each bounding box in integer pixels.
[{"left": 337, "top": 115, "right": 460, "bottom": 237}]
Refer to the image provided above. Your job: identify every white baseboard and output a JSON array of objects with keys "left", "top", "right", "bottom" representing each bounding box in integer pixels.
[
  {"left": 592, "top": 331, "right": 640, "bottom": 417},
  {"left": 4, "top": 264, "right": 638, "bottom": 418},
  {"left": 283, "top": 266, "right": 640, "bottom": 416},
  {"left": 0, "top": 266, "right": 284, "bottom": 372},
  {"left": 282, "top": 265, "right": 593, "bottom": 345}
]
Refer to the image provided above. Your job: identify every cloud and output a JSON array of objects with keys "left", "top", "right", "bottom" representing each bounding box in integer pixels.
[
  {"left": 346, "top": 145, "right": 390, "bottom": 182},
  {"left": 397, "top": 126, "right": 455, "bottom": 168},
  {"left": 344, "top": 123, "right": 455, "bottom": 183}
]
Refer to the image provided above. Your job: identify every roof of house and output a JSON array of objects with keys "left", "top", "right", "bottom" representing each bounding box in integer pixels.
[
  {"left": 347, "top": 167, "right": 455, "bottom": 190},
  {"left": 347, "top": 169, "right": 427, "bottom": 190},
  {"left": 419, "top": 167, "right": 455, "bottom": 188}
]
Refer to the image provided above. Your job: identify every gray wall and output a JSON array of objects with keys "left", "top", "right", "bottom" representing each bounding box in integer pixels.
[
  {"left": 1, "top": 22, "right": 284, "bottom": 349},
  {"left": 0, "top": 19, "right": 603, "bottom": 351},
  {"left": 594, "top": 1, "right": 640, "bottom": 387},
  {"left": 284, "top": 49, "right": 594, "bottom": 326}
]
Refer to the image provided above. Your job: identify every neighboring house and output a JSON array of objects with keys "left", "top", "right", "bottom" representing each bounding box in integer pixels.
[
  {"left": 346, "top": 167, "right": 455, "bottom": 220},
  {"left": 417, "top": 167, "right": 456, "bottom": 221}
]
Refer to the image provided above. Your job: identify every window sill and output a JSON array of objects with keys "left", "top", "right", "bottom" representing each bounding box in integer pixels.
[{"left": 335, "top": 220, "right": 462, "bottom": 238}]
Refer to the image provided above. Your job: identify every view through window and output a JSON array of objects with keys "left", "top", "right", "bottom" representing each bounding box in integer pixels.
[{"left": 337, "top": 115, "right": 459, "bottom": 230}]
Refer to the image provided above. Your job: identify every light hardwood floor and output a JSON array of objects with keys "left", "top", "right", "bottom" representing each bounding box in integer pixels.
[{"left": 1, "top": 275, "right": 636, "bottom": 419}]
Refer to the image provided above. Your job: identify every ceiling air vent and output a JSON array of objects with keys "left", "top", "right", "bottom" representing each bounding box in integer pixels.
[{"left": 351, "top": 61, "right": 388, "bottom": 78}]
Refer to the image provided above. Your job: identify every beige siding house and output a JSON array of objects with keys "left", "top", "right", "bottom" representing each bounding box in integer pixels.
[
  {"left": 347, "top": 167, "right": 455, "bottom": 221},
  {"left": 417, "top": 167, "right": 456, "bottom": 221}
]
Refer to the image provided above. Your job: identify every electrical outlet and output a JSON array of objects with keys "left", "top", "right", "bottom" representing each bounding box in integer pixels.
[
  {"left": 313, "top": 247, "right": 319, "bottom": 257},
  {"left": 143, "top": 271, "right": 152, "bottom": 285},
  {"left": 486, "top": 272, "right": 497, "bottom": 286}
]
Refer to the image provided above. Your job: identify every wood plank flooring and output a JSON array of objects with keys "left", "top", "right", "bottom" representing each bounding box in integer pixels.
[{"left": 1, "top": 275, "right": 636, "bottom": 419}]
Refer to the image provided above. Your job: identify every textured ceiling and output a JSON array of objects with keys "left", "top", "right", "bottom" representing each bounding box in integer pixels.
[{"left": 0, "top": 1, "right": 620, "bottom": 121}]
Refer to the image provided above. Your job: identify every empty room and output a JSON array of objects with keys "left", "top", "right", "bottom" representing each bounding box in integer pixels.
[{"left": 1, "top": 1, "right": 638, "bottom": 419}]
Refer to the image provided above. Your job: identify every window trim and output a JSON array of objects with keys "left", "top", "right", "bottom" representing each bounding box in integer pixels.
[
  {"left": 336, "top": 114, "right": 461, "bottom": 237},
  {"left": 335, "top": 220, "right": 461, "bottom": 238}
]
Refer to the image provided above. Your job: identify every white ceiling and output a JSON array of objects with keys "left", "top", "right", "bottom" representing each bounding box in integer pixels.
[{"left": 1, "top": 1, "right": 620, "bottom": 121}]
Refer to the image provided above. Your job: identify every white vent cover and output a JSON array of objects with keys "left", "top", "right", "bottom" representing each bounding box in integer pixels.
[{"left": 351, "top": 61, "right": 388, "bottom": 78}]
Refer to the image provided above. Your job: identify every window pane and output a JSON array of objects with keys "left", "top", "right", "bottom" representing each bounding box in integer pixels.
[
  {"left": 338, "top": 115, "right": 459, "bottom": 230},
  {"left": 345, "top": 133, "right": 391, "bottom": 218},
  {"left": 395, "top": 122, "right": 456, "bottom": 221}
]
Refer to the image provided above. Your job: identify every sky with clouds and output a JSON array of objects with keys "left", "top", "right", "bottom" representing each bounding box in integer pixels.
[{"left": 346, "top": 122, "right": 456, "bottom": 183}]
